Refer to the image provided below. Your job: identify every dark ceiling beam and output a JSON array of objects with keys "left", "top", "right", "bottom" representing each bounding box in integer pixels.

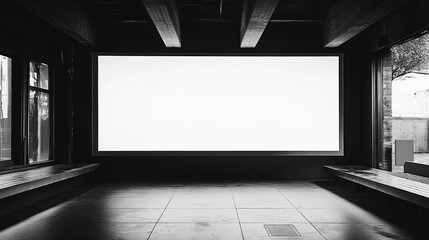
[
  {"left": 141, "top": 0, "right": 181, "bottom": 48},
  {"left": 324, "top": 0, "right": 408, "bottom": 48},
  {"left": 15, "top": 0, "right": 95, "bottom": 46},
  {"left": 270, "top": 19, "right": 323, "bottom": 23},
  {"left": 89, "top": 1, "right": 122, "bottom": 4},
  {"left": 240, "top": 0, "right": 279, "bottom": 48},
  {"left": 111, "top": 18, "right": 323, "bottom": 24}
]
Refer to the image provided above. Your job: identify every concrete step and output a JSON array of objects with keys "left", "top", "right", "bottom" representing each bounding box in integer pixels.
[{"left": 404, "top": 160, "right": 429, "bottom": 178}]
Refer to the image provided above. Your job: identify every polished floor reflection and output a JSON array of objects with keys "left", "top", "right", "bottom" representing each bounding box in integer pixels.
[{"left": 0, "top": 180, "right": 425, "bottom": 240}]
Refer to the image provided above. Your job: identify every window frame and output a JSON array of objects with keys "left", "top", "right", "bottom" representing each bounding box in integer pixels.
[
  {"left": 0, "top": 50, "right": 14, "bottom": 167},
  {"left": 372, "top": 29, "right": 429, "bottom": 170},
  {"left": 372, "top": 51, "right": 390, "bottom": 169},
  {"left": 27, "top": 59, "right": 54, "bottom": 165}
]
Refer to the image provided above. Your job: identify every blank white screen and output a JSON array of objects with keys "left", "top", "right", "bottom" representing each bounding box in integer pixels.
[{"left": 97, "top": 56, "right": 339, "bottom": 151}]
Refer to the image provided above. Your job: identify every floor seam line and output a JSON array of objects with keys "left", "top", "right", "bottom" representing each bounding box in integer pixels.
[
  {"left": 231, "top": 188, "right": 245, "bottom": 240},
  {"left": 275, "top": 186, "right": 328, "bottom": 240},
  {"left": 146, "top": 194, "right": 174, "bottom": 240}
]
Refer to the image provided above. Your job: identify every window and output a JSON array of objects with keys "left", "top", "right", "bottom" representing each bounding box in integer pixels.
[
  {"left": 378, "top": 32, "right": 429, "bottom": 171},
  {"left": 0, "top": 54, "right": 12, "bottom": 162},
  {"left": 28, "top": 61, "right": 50, "bottom": 163}
]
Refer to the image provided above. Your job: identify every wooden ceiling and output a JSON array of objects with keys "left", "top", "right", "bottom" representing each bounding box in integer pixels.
[
  {"left": 78, "top": 0, "right": 334, "bottom": 24},
  {"left": 19, "top": 0, "right": 408, "bottom": 48},
  {"left": 77, "top": 0, "right": 337, "bottom": 48}
]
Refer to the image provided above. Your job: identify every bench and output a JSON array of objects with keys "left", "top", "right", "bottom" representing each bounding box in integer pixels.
[
  {"left": 0, "top": 164, "right": 99, "bottom": 200},
  {"left": 324, "top": 165, "right": 429, "bottom": 209}
]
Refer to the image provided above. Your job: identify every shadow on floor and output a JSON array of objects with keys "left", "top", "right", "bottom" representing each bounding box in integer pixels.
[
  {"left": 0, "top": 182, "right": 102, "bottom": 230},
  {"left": 313, "top": 178, "right": 428, "bottom": 239}
]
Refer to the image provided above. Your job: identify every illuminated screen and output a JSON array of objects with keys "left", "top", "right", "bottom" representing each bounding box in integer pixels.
[{"left": 93, "top": 55, "right": 342, "bottom": 155}]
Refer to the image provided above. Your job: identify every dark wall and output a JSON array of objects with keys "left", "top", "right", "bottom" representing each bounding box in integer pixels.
[
  {"left": 71, "top": 20, "right": 374, "bottom": 181},
  {"left": 6, "top": 0, "right": 428, "bottom": 181},
  {"left": 0, "top": 1, "right": 76, "bottom": 166}
]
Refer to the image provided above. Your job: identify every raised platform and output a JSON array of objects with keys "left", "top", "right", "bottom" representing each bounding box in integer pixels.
[
  {"left": 324, "top": 165, "right": 429, "bottom": 209},
  {"left": 0, "top": 164, "right": 99, "bottom": 200},
  {"left": 405, "top": 159, "right": 429, "bottom": 178}
]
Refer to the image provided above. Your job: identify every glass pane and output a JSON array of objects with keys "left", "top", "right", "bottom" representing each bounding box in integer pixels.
[
  {"left": 388, "top": 32, "right": 429, "bottom": 172},
  {"left": 0, "top": 54, "right": 12, "bottom": 161},
  {"left": 29, "top": 90, "right": 50, "bottom": 163},
  {"left": 29, "top": 62, "right": 49, "bottom": 90}
]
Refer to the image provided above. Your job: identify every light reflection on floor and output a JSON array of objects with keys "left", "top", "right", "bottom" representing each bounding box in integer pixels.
[{"left": 0, "top": 180, "right": 425, "bottom": 240}]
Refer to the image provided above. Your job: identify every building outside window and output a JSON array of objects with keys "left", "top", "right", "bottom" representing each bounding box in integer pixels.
[{"left": 382, "top": 32, "right": 429, "bottom": 171}]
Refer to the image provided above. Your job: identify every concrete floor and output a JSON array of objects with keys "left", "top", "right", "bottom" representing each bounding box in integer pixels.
[{"left": 0, "top": 180, "right": 425, "bottom": 240}]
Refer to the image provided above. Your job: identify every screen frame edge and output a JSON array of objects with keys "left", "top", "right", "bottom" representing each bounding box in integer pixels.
[{"left": 91, "top": 53, "right": 344, "bottom": 157}]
